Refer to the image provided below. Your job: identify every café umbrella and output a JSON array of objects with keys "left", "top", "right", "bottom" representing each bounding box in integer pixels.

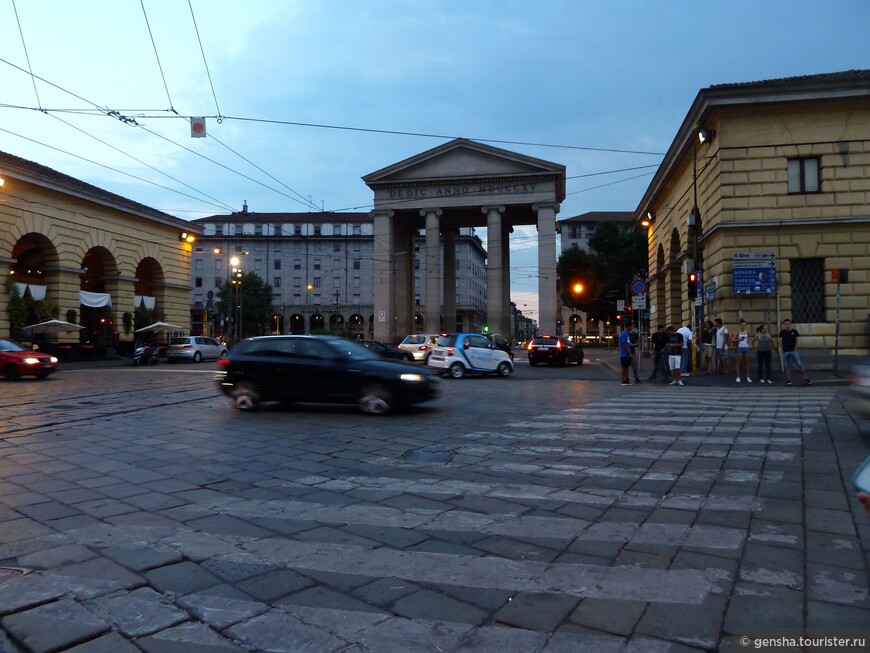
[
  {"left": 134, "top": 322, "right": 183, "bottom": 334},
  {"left": 18, "top": 319, "right": 84, "bottom": 338}
]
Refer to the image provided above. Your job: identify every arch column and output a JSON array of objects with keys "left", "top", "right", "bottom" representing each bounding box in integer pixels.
[
  {"left": 483, "top": 205, "right": 505, "bottom": 336},
  {"left": 534, "top": 202, "right": 559, "bottom": 335},
  {"left": 421, "top": 208, "right": 442, "bottom": 333},
  {"left": 371, "top": 209, "right": 394, "bottom": 343},
  {"left": 443, "top": 228, "right": 457, "bottom": 332}
]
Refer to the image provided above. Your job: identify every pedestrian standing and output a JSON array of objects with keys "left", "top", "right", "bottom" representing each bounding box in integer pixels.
[
  {"left": 733, "top": 319, "right": 753, "bottom": 382},
  {"left": 628, "top": 326, "right": 641, "bottom": 383},
  {"left": 752, "top": 323, "right": 776, "bottom": 384},
  {"left": 701, "top": 320, "right": 715, "bottom": 375},
  {"left": 666, "top": 325, "right": 684, "bottom": 386},
  {"left": 648, "top": 324, "right": 671, "bottom": 381},
  {"left": 714, "top": 318, "right": 730, "bottom": 375},
  {"left": 618, "top": 323, "right": 634, "bottom": 385},
  {"left": 677, "top": 323, "right": 693, "bottom": 376},
  {"left": 778, "top": 318, "right": 812, "bottom": 385}
]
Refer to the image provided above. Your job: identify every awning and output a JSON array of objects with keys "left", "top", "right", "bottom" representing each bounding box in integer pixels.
[
  {"left": 14, "top": 282, "right": 27, "bottom": 297},
  {"left": 80, "top": 290, "right": 112, "bottom": 308},
  {"left": 28, "top": 284, "right": 47, "bottom": 301},
  {"left": 134, "top": 295, "right": 156, "bottom": 310}
]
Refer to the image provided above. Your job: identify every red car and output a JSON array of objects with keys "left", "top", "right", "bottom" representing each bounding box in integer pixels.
[{"left": 0, "top": 338, "right": 58, "bottom": 380}]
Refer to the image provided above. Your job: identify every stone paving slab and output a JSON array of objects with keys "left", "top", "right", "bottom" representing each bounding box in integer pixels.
[{"left": 0, "top": 368, "right": 867, "bottom": 651}]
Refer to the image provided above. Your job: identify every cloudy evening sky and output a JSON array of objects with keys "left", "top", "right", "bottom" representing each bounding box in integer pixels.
[{"left": 1, "top": 0, "right": 868, "bottom": 319}]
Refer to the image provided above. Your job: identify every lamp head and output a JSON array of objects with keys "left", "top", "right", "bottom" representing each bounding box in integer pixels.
[{"left": 698, "top": 128, "right": 716, "bottom": 144}]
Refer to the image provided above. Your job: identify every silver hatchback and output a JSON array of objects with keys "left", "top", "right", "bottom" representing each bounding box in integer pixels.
[{"left": 167, "top": 336, "right": 227, "bottom": 363}]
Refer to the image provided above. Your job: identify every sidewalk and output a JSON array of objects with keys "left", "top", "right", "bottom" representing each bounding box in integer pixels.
[{"left": 594, "top": 347, "right": 854, "bottom": 387}]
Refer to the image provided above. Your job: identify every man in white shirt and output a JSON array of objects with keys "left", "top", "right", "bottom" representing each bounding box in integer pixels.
[
  {"left": 677, "top": 323, "right": 693, "bottom": 376},
  {"left": 714, "top": 317, "right": 730, "bottom": 375}
]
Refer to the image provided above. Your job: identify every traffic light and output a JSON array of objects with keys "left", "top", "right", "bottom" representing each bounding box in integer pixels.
[{"left": 688, "top": 272, "right": 699, "bottom": 299}]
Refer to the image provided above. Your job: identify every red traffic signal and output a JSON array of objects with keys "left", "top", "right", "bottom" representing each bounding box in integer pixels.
[{"left": 688, "top": 272, "right": 699, "bottom": 299}]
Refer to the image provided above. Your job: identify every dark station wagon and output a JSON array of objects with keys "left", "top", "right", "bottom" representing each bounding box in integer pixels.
[{"left": 216, "top": 335, "right": 440, "bottom": 415}]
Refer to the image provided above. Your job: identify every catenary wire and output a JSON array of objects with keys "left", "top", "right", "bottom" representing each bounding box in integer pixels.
[
  {"left": 140, "top": 0, "right": 176, "bottom": 113},
  {"left": 188, "top": 0, "right": 221, "bottom": 118},
  {"left": 10, "top": 0, "right": 42, "bottom": 110}
]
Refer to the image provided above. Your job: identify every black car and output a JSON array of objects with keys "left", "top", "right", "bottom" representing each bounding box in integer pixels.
[
  {"left": 527, "top": 335, "right": 584, "bottom": 366},
  {"left": 488, "top": 333, "right": 514, "bottom": 360},
  {"left": 358, "top": 339, "right": 415, "bottom": 362},
  {"left": 216, "top": 335, "right": 440, "bottom": 415}
]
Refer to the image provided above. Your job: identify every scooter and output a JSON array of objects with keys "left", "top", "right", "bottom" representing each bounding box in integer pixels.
[{"left": 132, "top": 344, "right": 161, "bottom": 366}]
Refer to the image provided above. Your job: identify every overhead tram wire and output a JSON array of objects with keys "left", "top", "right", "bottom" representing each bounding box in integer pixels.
[
  {"left": 140, "top": 0, "right": 177, "bottom": 114},
  {"left": 11, "top": 0, "right": 42, "bottom": 111},
  {"left": 0, "top": 125, "right": 235, "bottom": 213},
  {"left": 188, "top": 0, "right": 221, "bottom": 119},
  {"left": 45, "top": 112, "right": 236, "bottom": 212}
]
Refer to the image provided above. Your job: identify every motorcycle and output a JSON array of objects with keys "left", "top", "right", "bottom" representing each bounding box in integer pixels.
[{"left": 132, "top": 344, "right": 161, "bottom": 366}]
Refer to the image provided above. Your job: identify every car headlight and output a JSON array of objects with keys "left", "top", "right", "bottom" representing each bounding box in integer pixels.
[
  {"left": 22, "top": 357, "right": 40, "bottom": 365},
  {"left": 50, "top": 356, "right": 59, "bottom": 364},
  {"left": 400, "top": 373, "right": 425, "bottom": 382}
]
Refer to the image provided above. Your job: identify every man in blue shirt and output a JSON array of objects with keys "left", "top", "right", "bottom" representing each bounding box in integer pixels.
[{"left": 619, "top": 323, "right": 634, "bottom": 385}]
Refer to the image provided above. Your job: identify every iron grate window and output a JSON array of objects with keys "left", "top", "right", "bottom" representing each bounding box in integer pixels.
[{"left": 789, "top": 258, "right": 825, "bottom": 323}]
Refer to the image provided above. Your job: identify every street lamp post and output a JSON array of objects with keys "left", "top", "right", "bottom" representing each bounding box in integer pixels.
[{"left": 230, "top": 256, "right": 242, "bottom": 341}]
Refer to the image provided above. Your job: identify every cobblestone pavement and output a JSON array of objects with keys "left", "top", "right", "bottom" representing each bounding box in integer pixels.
[{"left": 0, "top": 355, "right": 868, "bottom": 652}]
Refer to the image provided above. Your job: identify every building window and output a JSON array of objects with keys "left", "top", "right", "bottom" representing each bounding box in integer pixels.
[
  {"left": 789, "top": 258, "right": 825, "bottom": 323},
  {"left": 353, "top": 259, "right": 361, "bottom": 270},
  {"left": 353, "top": 242, "right": 361, "bottom": 252},
  {"left": 787, "top": 158, "right": 820, "bottom": 194},
  {"left": 195, "top": 277, "right": 203, "bottom": 287},
  {"left": 194, "top": 293, "right": 203, "bottom": 305},
  {"left": 274, "top": 277, "right": 282, "bottom": 287},
  {"left": 314, "top": 225, "right": 321, "bottom": 236},
  {"left": 333, "top": 276, "right": 341, "bottom": 288},
  {"left": 255, "top": 259, "right": 262, "bottom": 270},
  {"left": 195, "top": 259, "right": 203, "bottom": 271},
  {"left": 294, "top": 277, "right": 301, "bottom": 288},
  {"left": 353, "top": 225, "right": 361, "bottom": 236},
  {"left": 274, "top": 260, "right": 281, "bottom": 270},
  {"left": 333, "top": 225, "right": 341, "bottom": 236},
  {"left": 294, "top": 225, "right": 302, "bottom": 235},
  {"left": 334, "top": 242, "right": 342, "bottom": 252},
  {"left": 215, "top": 277, "right": 223, "bottom": 288},
  {"left": 353, "top": 293, "right": 361, "bottom": 304},
  {"left": 313, "top": 277, "right": 321, "bottom": 288},
  {"left": 314, "top": 258, "right": 321, "bottom": 270},
  {"left": 353, "top": 276, "right": 361, "bottom": 288},
  {"left": 215, "top": 225, "right": 223, "bottom": 235},
  {"left": 255, "top": 225, "right": 263, "bottom": 236},
  {"left": 294, "top": 259, "right": 301, "bottom": 270},
  {"left": 215, "top": 259, "right": 223, "bottom": 271},
  {"left": 293, "top": 293, "right": 301, "bottom": 302}
]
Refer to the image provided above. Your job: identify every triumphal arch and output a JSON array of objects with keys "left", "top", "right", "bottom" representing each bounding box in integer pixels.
[{"left": 363, "top": 138, "right": 566, "bottom": 343}]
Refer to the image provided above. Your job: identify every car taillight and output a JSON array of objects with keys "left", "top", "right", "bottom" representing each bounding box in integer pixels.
[
  {"left": 217, "top": 357, "right": 230, "bottom": 369},
  {"left": 418, "top": 345, "right": 428, "bottom": 351},
  {"left": 556, "top": 340, "right": 563, "bottom": 349},
  {"left": 446, "top": 347, "right": 454, "bottom": 356},
  {"left": 527, "top": 342, "right": 534, "bottom": 351},
  {"left": 183, "top": 345, "right": 193, "bottom": 349}
]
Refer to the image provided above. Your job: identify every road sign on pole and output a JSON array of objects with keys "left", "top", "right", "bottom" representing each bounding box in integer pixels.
[{"left": 732, "top": 252, "right": 777, "bottom": 294}]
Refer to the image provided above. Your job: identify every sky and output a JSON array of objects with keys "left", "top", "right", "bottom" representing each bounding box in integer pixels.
[{"left": 1, "top": 0, "right": 869, "bottom": 321}]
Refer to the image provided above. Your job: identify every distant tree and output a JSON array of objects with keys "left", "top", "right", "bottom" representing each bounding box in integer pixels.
[
  {"left": 216, "top": 271, "right": 274, "bottom": 339},
  {"left": 557, "top": 221, "right": 647, "bottom": 320}
]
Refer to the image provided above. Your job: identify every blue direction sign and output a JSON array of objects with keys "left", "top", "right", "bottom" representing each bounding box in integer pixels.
[{"left": 732, "top": 252, "right": 777, "bottom": 294}]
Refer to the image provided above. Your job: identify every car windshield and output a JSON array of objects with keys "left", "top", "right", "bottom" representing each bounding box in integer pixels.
[
  {"left": 434, "top": 335, "right": 456, "bottom": 347},
  {"left": 170, "top": 337, "right": 190, "bottom": 345},
  {"left": 0, "top": 339, "right": 26, "bottom": 352},
  {"left": 324, "top": 337, "right": 382, "bottom": 362}
]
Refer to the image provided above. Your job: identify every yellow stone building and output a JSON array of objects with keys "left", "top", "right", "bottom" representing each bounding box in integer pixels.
[
  {"left": 637, "top": 70, "right": 870, "bottom": 358},
  {"left": 0, "top": 151, "right": 198, "bottom": 351}
]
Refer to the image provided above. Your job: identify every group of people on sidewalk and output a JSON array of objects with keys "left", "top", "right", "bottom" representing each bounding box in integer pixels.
[{"left": 620, "top": 317, "right": 813, "bottom": 386}]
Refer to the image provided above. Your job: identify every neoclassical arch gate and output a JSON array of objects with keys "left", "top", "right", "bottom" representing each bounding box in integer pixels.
[{"left": 363, "top": 139, "right": 566, "bottom": 343}]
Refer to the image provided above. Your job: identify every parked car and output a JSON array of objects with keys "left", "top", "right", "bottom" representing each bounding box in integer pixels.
[
  {"left": 848, "top": 358, "right": 870, "bottom": 415},
  {"left": 167, "top": 336, "right": 228, "bottom": 363},
  {"left": 488, "top": 333, "right": 514, "bottom": 360},
  {"left": 358, "top": 339, "right": 415, "bottom": 361},
  {"left": 0, "top": 338, "right": 58, "bottom": 380},
  {"left": 398, "top": 333, "right": 442, "bottom": 362},
  {"left": 216, "top": 335, "right": 440, "bottom": 415},
  {"left": 527, "top": 335, "right": 584, "bottom": 366},
  {"left": 427, "top": 333, "right": 513, "bottom": 378}
]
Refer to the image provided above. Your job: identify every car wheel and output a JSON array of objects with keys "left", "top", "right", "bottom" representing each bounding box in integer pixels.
[
  {"left": 220, "top": 349, "right": 228, "bottom": 359},
  {"left": 496, "top": 362, "right": 512, "bottom": 377},
  {"left": 3, "top": 364, "right": 21, "bottom": 381},
  {"left": 424, "top": 353, "right": 432, "bottom": 365},
  {"left": 232, "top": 382, "right": 260, "bottom": 411},
  {"left": 448, "top": 362, "right": 465, "bottom": 379},
  {"left": 577, "top": 355, "right": 584, "bottom": 366},
  {"left": 529, "top": 359, "right": 537, "bottom": 367},
  {"left": 193, "top": 351, "right": 203, "bottom": 363},
  {"left": 405, "top": 353, "right": 414, "bottom": 362},
  {"left": 358, "top": 383, "right": 393, "bottom": 415}
]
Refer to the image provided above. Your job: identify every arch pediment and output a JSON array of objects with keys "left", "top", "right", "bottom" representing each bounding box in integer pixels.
[{"left": 363, "top": 138, "right": 565, "bottom": 192}]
